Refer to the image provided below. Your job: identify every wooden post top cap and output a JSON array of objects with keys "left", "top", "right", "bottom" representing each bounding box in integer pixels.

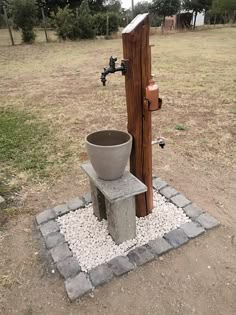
[{"left": 122, "top": 13, "right": 149, "bottom": 34}]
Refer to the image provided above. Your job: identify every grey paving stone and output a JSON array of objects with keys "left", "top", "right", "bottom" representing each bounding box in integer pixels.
[
  {"left": 83, "top": 192, "right": 92, "bottom": 205},
  {"left": 152, "top": 178, "right": 168, "bottom": 191},
  {"left": 159, "top": 186, "right": 178, "bottom": 199},
  {"left": 148, "top": 237, "right": 173, "bottom": 256},
  {"left": 67, "top": 197, "right": 84, "bottom": 211},
  {"left": 195, "top": 213, "right": 220, "bottom": 230},
  {"left": 170, "top": 194, "right": 191, "bottom": 208},
  {"left": 89, "top": 264, "right": 113, "bottom": 287},
  {"left": 127, "top": 246, "right": 155, "bottom": 266},
  {"left": 36, "top": 209, "right": 55, "bottom": 225},
  {"left": 53, "top": 204, "right": 70, "bottom": 217},
  {"left": 45, "top": 231, "right": 65, "bottom": 249},
  {"left": 183, "top": 203, "right": 204, "bottom": 219},
  {"left": 65, "top": 272, "right": 92, "bottom": 301},
  {"left": 40, "top": 220, "right": 59, "bottom": 237},
  {"left": 57, "top": 256, "right": 81, "bottom": 279},
  {"left": 164, "top": 229, "right": 189, "bottom": 248},
  {"left": 108, "top": 256, "right": 134, "bottom": 276},
  {"left": 180, "top": 221, "right": 205, "bottom": 239},
  {"left": 50, "top": 243, "right": 72, "bottom": 263}
]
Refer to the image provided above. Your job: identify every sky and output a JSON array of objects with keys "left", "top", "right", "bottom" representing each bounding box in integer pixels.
[{"left": 121, "top": 0, "right": 151, "bottom": 10}]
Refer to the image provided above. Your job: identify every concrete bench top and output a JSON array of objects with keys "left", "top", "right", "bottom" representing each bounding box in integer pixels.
[{"left": 81, "top": 163, "right": 147, "bottom": 203}]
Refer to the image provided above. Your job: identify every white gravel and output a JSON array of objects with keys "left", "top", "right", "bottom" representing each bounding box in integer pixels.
[{"left": 57, "top": 191, "right": 190, "bottom": 272}]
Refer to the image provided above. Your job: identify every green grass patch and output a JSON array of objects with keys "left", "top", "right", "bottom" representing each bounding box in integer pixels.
[
  {"left": 0, "top": 109, "right": 70, "bottom": 179},
  {"left": 175, "top": 124, "right": 187, "bottom": 131}
]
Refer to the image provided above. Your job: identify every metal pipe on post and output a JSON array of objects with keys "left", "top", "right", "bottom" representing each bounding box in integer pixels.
[{"left": 3, "top": 5, "right": 14, "bottom": 46}]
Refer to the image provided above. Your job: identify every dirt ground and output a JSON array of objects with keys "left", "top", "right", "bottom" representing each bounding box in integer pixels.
[{"left": 0, "top": 27, "right": 236, "bottom": 314}]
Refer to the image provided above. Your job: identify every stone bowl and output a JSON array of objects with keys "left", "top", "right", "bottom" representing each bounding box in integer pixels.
[{"left": 86, "top": 130, "right": 132, "bottom": 181}]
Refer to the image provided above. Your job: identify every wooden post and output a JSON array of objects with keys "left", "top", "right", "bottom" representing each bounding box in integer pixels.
[
  {"left": 41, "top": 7, "right": 49, "bottom": 43},
  {"left": 3, "top": 6, "right": 14, "bottom": 46},
  {"left": 122, "top": 14, "right": 153, "bottom": 217}
]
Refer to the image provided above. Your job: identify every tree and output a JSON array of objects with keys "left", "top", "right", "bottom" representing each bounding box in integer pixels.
[
  {"left": 10, "top": 0, "right": 37, "bottom": 43},
  {"left": 51, "top": 5, "right": 74, "bottom": 40},
  {"left": 182, "top": 0, "right": 213, "bottom": 28},
  {"left": 217, "top": 0, "right": 236, "bottom": 22},
  {"left": 152, "top": 0, "right": 181, "bottom": 27},
  {"left": 75, "top": 0, "right": 95, "bottom": 39}
]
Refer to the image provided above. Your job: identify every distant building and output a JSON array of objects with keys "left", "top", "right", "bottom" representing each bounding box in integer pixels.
[{"left": 164, "top": 12, "right": 205, "bottom": 30}]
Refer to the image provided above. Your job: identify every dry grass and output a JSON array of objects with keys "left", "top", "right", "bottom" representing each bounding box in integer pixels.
[{"left": 0, "top": 27, "right": 235, "bottom": 196}]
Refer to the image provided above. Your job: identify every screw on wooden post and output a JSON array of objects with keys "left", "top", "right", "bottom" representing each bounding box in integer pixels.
[
  {"left": 122, "top": 14, "right": 153, "bottom": 217},
  {"left": 3, "top": 6, "right": 14, "bottom": 46}
]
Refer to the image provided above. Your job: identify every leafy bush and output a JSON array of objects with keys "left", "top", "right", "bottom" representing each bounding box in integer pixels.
[
  {"left": 51, "top": 5, "right": 74, "bottom": 40},
  {"left": 74, "top": 0, "right": 95, "bottom": 39},
  {"left": 93, "top": 12, "right": 119, "bottom": 36},
  {"left": 10, "top": 0, "right": 37, "bottom": 43},
  {"left": 51, "top": 1, "right": 95, "bottom": 41}
]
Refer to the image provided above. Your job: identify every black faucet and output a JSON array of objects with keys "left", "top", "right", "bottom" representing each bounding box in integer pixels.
[{"left": 101, "top": 56, "right": 126, "bottom": 86}]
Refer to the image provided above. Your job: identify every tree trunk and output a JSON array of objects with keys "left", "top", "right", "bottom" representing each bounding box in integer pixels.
[
  {"left": 41, "top": 7, "right": 48, "bottom": 43},
  {"left": 3, "top": 6, "right": 14, "bottom": 46},
  {"left": 161, "top": 15, "right": 165, "bottom": 34},
  {"left": 193, "top": 11, "right": 197, "bottom": 29},
  {"left": 214, "top": 14, "right": 217, "bottom": 27},
  {"left": 106, "top": 13, "right": 109, "bottom": 38}
]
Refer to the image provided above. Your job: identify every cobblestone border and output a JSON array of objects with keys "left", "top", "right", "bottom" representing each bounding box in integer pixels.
[{"left": 36, "top": 177, "right": 220, "bottom": 301}]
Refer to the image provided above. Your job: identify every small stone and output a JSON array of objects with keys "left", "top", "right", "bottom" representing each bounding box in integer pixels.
[
  {"left": 148, "top": 237, "right": 173, "bottom": 256},
  {"left": 45, "top": 232, "right": 65, "bottom": 249},
  {"left": 180, "top": 221, "right": 205, "bottom": 239},
  {"left": 57, "top": 256, "right": 81, "bottom": 279},
  {"left": 0, "top": 196, "right": 6, "bottom": 209},
  {"left": 108, "top": 256, "right": 134, "bottom": 276},
  {"left": 40, "top": 220, "right": 59, "bottom": 237},
  {"left": 53, "top": 204, "right": 70, "bottom": 217},
  {"left": 127, "top": 246, "right": 154, "bottom": 266},
  {"left": 50, "top": 243, "right": 72, "bottom": 263},
  {"left": 36, "top": 209, "right": 55, "bottom": 225},
  {"left": 83, "top": 192, "right": 92, "bottom": 205},
  {"left": 159, "top": 186, "right": 178, "bottom": 199},
  {"left": 65, "top": 272, "right": 92, "bottom": 301},
  {"left": 170, "top": 194, "right": 191, "bottom": 208},
  {"left": 195, "top": 213, "right": 220, "bottom": 230},
  {"left": 164, "top": 229, "right": 189, "bottom": 248},
  {"left": 89, "top": 264, "right": 113, "bottom": 287},
  {"left": 67, "top": 197, "right": 84, "bottom": 211},
  {"left": 152, "top": 178, "right": 168, "bottom": 191},
  {"left": 183, "top": 203, "right": 204, "bottom": 218}
]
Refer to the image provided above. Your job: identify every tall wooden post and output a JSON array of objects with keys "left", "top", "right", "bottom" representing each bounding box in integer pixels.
[
  {"left": 122, "top": 14, "right": 153, "bottom": 217},
  {"left": 3, "top": 6, "right": 14, "bottom": 46}
]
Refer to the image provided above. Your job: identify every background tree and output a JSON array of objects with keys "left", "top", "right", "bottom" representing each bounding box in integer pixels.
[
  {"left": 182, "top": 0, "right": 213, "bottom": 28},
  {"left": 133, "top": 1, "right": 162, "bottom": 26},
  {"left": 74, "top": 0, "right": 95, "bottom": 39},
  {"left": 152, "top": 0, "right": 181, "bottom": 29},
  {"left": 10, "top": 0, "right": 37, "bottom": 43},
  {"left": 51, "top": 4, "right": 74, "bottom": 40}
]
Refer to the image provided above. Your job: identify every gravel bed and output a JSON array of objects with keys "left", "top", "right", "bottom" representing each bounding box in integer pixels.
[{"left": 57, "top": 192, "right": 190, "bottom": 272}]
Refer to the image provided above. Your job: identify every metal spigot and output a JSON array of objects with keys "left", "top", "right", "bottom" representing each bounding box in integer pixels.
[
  {"left": 152, "top": 137, "right": 166, "bottom": 149},
  {"left": 101, "top": 56, "right": 126, "bottom": 86}
]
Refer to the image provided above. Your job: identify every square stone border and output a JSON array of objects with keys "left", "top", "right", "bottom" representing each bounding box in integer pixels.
[{"left": 36, "top": 177, "right": 220, "bottom": 301}]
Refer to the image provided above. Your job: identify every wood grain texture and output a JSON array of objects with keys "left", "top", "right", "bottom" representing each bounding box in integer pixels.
[{"left": 122, "top": 14, "right": 153, "bottom": 216}]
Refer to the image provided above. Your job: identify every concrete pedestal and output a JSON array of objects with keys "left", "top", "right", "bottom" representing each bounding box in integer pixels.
[{"left": 81, "top": 163, "right": 147, "bottom": 244}]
